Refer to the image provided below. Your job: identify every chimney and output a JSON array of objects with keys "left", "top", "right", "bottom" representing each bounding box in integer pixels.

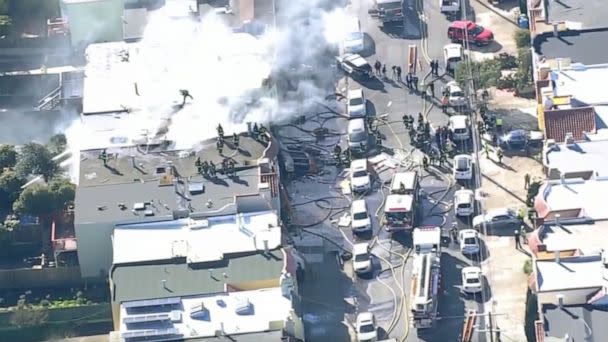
[
  {"left": 555, "top": 213, "right": 561, "bottom": 225},
  {"left": 246, "top": 122, "right": 252, "bottom": 136},
  {"left": 130, "top": 155, "right": 136, "bottom": 168},
  {"left": 564, "top": 132, "right": 574, "bottom": 145},
  {"left": 263, "top": 240, "right": 269, "bottom": 253},
  {"left": 557, "top": 294, "right": 564, "bottom": 308},
  {"left": 555, "top": 250, "right": 561, "bottom": 263},
  {"left": 173, "top": 178, "right": 180, "bottom": 195},
  {"left": 162, "top": 279, "right": 168, "bottom": 290},
  {"left": 553, "top": 23, "right": 559, "bottom": 37}
]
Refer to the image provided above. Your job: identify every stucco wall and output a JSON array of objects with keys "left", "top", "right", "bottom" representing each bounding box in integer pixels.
[{"left": 75, "top": 221, "right": 115, "bottom": 279}]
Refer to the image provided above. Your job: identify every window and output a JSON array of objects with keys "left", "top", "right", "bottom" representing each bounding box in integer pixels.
[
  {"left": 349, "top": 97, "right": 364, "bottom": 106},
  {"left": 360, "top": 324, "right": 375, "bottom": 333},
  {"left": 458, "top": 203, "right": 471, "bottom": 208},
  {"left": 354, "top": 253, "right": 369, "bottom": 262},
  {"left": 350, "top": 131, "right": 367, "bottom": 142},
  {"left": 456, "top": 159, "right": 469, "bottom": 171},
  {"left": 471, "top": 25, "right": 484, "bottom": 36},
  {"left": 466, "top": 278, "right": 479, "bottom": 284},
  {"left": 451, "top": 90, "right": 465, "bottom": 97},
  {"left": 353, "top": 212, "right": 368, "bottom": 220},
  {"left": 353, "top": 170, "right": 368, "bottom": 178},
  {"left": 464, "top": 237, "right": 477, "bottom": 245}
]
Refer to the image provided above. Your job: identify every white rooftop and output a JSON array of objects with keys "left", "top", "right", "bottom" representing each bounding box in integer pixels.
[
  {"left": 551, "top": 63, "right": 608, "bottom": 106},
  {"left": 536, "top": 254, "right": 605, "bottom": 292},
  {"left": 541, "top": 177, "right": 608, "bottom": 220},
  {"left": 119, "top": 287, "right": 292, "bottom": 340},
  {"left": 112, "top": 211, "right": 281, "bottom": 264},
  {"left": 540, "top": 220, "right": 608, "bottom": 254},
  {"left": 544, "top": 139, "right": 608, "bottom": 178}
]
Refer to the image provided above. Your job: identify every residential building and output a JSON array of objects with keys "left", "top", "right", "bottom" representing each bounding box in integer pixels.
[
  {"left": 108, "top": 210, "right": 305, "bottom": 341},
  {"left": 542, "top": 135, "right": 608, "bottom": 179},
  {"left": 532, "top": 252, "right": 608, "bottom": 342},
  {"left": 534, "top": 176, "right": 608, "bottom": 222}
]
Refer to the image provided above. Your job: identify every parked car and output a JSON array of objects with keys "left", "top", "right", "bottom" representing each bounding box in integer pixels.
[
  {"left": 461, "top": 266, "right": 483, "bottom": 294},
  {"left": 352, "top": 243, "right": 372, "bottom": 274},
  {"left": 473, "top": 208, "right": 521, "bottom": 230},
  {"left": 453, "top": 154, "right": 473, "bottom": 181},
  {"left": 443, "top": 43, "right": 464, "bottom": 74},
  {"left": 350, "top": 159, "right": 371, "bottom": 193},
  {"left": 499, "top": 129, "right": 529, "bottom": 149},
  {"left": 336, "top": 53, "right": 374, "bottom": 79},
  {"left": 447, "top": 20, "right": 494, "bottom": 46},
  {"left": 439, "top": 0, "right": 460, "bottom": 14},
  {"left": 459, "top": 229, "right": 480, "bottom": 255},
  {"left": 449, "top": 115, "right": 470, "bottom": 141},
  {"left": 351, "top": 199, "right": 372, "bottom": 233},
  {"left": 356, "top": 312, "right": 378, "bottom": 342},
  {"left": 444, "top": 81, "right": 467, "bottom": 107},
  {"left": 348, "top": 118, "right": 369, "bottom": 154},
  {"left": 454, "top": 189, "right": 475, "bottom": 216},
  {"left": 347, "top": 88, "right": 367, "bottom": 118}
]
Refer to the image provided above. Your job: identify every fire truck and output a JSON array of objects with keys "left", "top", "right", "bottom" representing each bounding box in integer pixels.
[
  {"left": 410, "top": 226, "right": 442, "bottom": 329},
  {"left": 384, "top": 171, "right": 419, "bottom": 232}
]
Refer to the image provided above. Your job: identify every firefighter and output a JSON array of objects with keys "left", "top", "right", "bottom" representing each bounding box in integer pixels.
[
  {"left": 441, "top": 92, "right": 449, "bottom": 113},
  {"left": 422, "top": 155, "right": 429, "bottom": 170},
  {"left": 179, "top": 89, "right": 193, "bottom": 106},
  {"left": 496, "top": 147, "right": 504, "bottom": 164},
  {"left": 217, "top": 124, "right": 224, "bottom": 139},
  {"left": 201, "top": 160, "right": 209, "bottom": 176},
  {"left": 417, "top": 112, "right": 424, "bottom": 126},
  {"left": 216, "top": 137, "right": 224, "bottom": 154},
  {"left": 195, "top": 157, "right": 202, "bottom": 174},
  {"left": 375, "top": 133, "right": 382, "bottom": 149},
  {"left": 429, "top": 151, "right": 436, "bottom": 166},
  {"left": 233, "top": 133, "right": 239, "bottom": 148},
  {"left": 402, "top": 114, "right": 408, "bottom": 128},
  {"left": 333, "top": 145, "right": 342, "bottom": 165},
  {"left": 99, "top": 149, "right": 108, "bottom": 166},
  {"left": 439, "top": 152, "right": 447, "bottom": 167},
  {"left": 209, "top": 161, "right": 216, "bottom": 177}
]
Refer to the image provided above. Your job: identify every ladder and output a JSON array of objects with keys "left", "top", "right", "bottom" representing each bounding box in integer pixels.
[{"left": 461, "top": 309, "right": 476, "bottom": 342}]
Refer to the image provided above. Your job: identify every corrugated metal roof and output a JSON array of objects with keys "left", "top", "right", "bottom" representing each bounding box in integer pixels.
[{"left": 543, "top": 106, "right": 595, "bottom": 142}]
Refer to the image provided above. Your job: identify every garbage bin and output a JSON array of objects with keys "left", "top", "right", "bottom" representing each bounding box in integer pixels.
[{"left": 518, "top": 14, "right": 529, "bottom": 29}]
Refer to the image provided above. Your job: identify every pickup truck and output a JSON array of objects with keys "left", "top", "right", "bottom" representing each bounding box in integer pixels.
[{"left": 368, "top": 0, "right": 404, "bottom": 25}]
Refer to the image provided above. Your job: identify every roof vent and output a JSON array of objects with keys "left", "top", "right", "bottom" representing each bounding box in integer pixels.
[
  {"left": 133, "top": 202, "right": 146, "bottom": 211},
  {"left": 564, "top": 132, "right": 574, "bottom": 145},
  {"left": 235, "top": 298, "right": 254, "bottom": 315},
  {"left": 144, "top": 209, "right": 154, "bottom": 217}
]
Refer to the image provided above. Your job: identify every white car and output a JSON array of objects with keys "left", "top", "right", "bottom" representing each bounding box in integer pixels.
[
  {"left": 356, "top": 312, "right": 378, "bottom": 342},
  {"left": 453, "top": 154, "right": 473, "bottom": 180},
  {"left": 350, "top": 159, "right": 371, "bottom": 193},
  {"left": 449, "top": 115, "right": 470, "bottom": 141},
  {"left": 473, "top": 208, "right": 521, "bottom": 230},
  {"left": 343, "top": 31, "right": 365, "bottom": 53},
  {"left": 454, "top": 189, "right": 475, "bottom": 216},
  {"left": 347, "top": 88, "right": 367, "bottom": 118},
  {"left": 459, "top": 229, "right": 480, "bottom": 255},
  {"left": 445, "top": 81, "right": 467, "bottom": 107},
  {"left": 351, "top": 199, "right": 372, "bottom": 233},
  {"left": 461, "top": 266, "right": 483, "bottom": 294},
  {"left": 352, "top": 243, "right": 372, "bottom": 274},
  {"left": 443, "top": 43, "right": 463, "bottom": 73},
  {"left": 336, "top": 53, "right": 373, "bottom": 79}
]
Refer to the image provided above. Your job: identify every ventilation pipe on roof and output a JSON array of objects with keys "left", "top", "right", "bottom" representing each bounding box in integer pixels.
[
  {"left": 555, "top": 250, "right": 561, "bottom": 263},
  {"left": 246, "top": 122, "right": 252, "bottom": 136},
  {"left": 553, "top": 23, "right": 559, "bottom": 37},
  {"left": 263, "top": 240, "right": 269, "bottom": 253},
  {"left": 557, "top": 294, "right": 564, "bottom": 308},
  {"left": 130, "top": 155, "right": 136, "bottom": 169}
]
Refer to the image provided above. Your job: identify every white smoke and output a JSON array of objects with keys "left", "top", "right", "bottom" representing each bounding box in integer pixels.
[{"left": 63, "top": 0, "right": 354, "bottom": 180}]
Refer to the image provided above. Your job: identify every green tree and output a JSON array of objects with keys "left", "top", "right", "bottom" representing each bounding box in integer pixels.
[
  {"left": 15, "top": 143, "right": 59, "bottom": 182},
  {"left": 47, "top": 133, "right": 67, "bottom": 155},
  {"left": 0, "top": 144, "right": 17, "bottom": 170},
  {"left": 49, "top": 178, "right": 75, "bottom": 208},
  {"left": 514, "top": 29, "right": 531, "bottom": 48},
  {"left": 516, "top": 48, "right": 533, "bottom": 86},
  {"left": 0, "top": 170, "right": 25, "bottom": 210},
  {"left": 12, "top": 184, "right": 56, "bottom": 217},
  {"left": 455, "top": 59, "right": 502, "bottom": 90}
]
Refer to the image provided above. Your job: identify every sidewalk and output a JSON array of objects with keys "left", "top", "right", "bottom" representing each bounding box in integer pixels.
[{"left": 477, "top": 149, "right": 542, "bottom": 341}]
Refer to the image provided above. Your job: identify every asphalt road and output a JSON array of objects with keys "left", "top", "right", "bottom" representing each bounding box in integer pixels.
[{"left": 279, "top": 0, "right": 494, "bottom": 341}]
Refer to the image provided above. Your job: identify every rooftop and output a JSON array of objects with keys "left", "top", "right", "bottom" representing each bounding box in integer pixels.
[
  {"left": 544, "top": 139, "right": 608, "bottom": 178},
  {"left": 535, "top": 177, "right": 608, "bottom": 220},
  {"left": 535, "top": 254, "right": 604, "bottom": 292},
  {"left": 74, "top": 134, "right": 277, "bottom": 224},
  {"left": 546, "top": 0, "right": 608, "bottom": 31},
  {"left": 537, "top": 220, "right": 608, "bottom": 254},
  {"left": 112, "top": 211, "right": 281, "bottom": 264},
  {"left": 534, "top": 29, "right": 608, "bottom": 65},
  {"left": 542, "top": 304, "right": 608, "bottom": 342},
  {"left": 118, "top": 287, "right": 292, "bottom": 341},
  {"left": 543, "top": 107, "right": 596, "bottom": 143},
  {"left": 111, "top": 249, "right": 287, "bottom": 303}
]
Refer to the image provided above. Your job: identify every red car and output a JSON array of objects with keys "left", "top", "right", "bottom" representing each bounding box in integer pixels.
[{"left": 447, "top": 20, "right": 494, "bottom": 46}]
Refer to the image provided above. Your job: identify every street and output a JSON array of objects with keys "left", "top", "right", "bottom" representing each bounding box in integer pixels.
[{"left": 277, "top": 0, "right": 509, "bottom": 341}]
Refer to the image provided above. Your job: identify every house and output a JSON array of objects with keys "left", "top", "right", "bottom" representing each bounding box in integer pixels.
[
  {"left": 542, "top": 135, "right": 608, "bottom": 179},
  {"left": 107, "top": 211, "right": 305, "bottom": 341},
  {"left": 533, "top": 252, "right": 608, "bottom": 342}
]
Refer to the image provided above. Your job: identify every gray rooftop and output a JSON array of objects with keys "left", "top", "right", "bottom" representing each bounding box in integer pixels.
[
  {"left": 533, "top": 29, "right": 608, "bottom": 65},
  {"left": 111, "top": 249, "right": 285, "bottom": 303},
  {"left": 75, "top": 134, "right": 271, "bottom": 224},
  {"left": 544, "top": 139, "right": 608, "bottom": 179},
  {"left": 543, "top": 304, "right": 608, "bottom": 342},
  {"left": 546, "top": 0, "right": 608, "bottom": 31}
]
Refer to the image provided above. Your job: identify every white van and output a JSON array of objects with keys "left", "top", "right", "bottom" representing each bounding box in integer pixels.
[
  {"left": 342, "top": 17, "right": 365, "bottom": 53},
  {"left": 351, "top": 199, "right": 372, "bottom": 233},
  {"left": 348, "top": 118, "right": 368, "bottom": 153},
  {"left": 449, "top": 115, "right": 470, "bottom": 141}
]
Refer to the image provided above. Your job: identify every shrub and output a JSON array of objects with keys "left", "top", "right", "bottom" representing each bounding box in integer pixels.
[
  {"left": 523, "top": 259, "right": 533, "bottom": 275},
  {"left": 514, "top": 29, "right": 531, "bottom": 48}
]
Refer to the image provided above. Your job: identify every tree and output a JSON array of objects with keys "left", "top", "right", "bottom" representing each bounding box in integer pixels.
[
  {"left": 9, "top": 308, "right": 49, "bottom": 328},
  {"left": 455, "top": 59, "right": 502, "bottom": 90},
  {"left": 514, "top": 29, "right": 531, "bottom": 49},
  {"left": 47, "top": 133, "right": 67, "bottom": 155},
  {"left": 15, "top": 143, "right": 59, "bottom": 182},
  {"left": 49, "top": 178, "right": 75, "bottom": 208},
  {"left": 0, "top": 144, "right": 17, "bottom": 170},
  {"left": 12, "top": 184, "right": 56, "bottom": 217},
  {"left": 0, "top": 170, "right": 25, "bottom": 210},
  {"left": 516, "top": 48, "right": 533, "bottom": 85}
]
